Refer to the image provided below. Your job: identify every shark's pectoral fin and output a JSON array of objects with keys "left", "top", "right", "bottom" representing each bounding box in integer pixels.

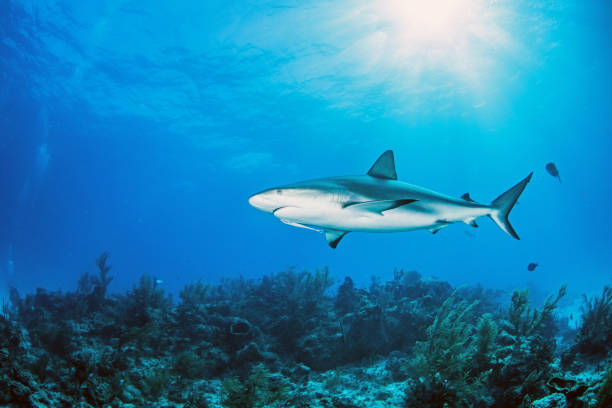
[
  {"left": 367, "top": 150, "right": 397, "bottom": 180},
  {"left": 324, "top": 229, "right": 349, "bottom": 249},
  {"left": 280, "top": 219, "right": 322, "bottom": 232},
  {"left": 343, "top": 199, "right": 418, "bottom": 215}
]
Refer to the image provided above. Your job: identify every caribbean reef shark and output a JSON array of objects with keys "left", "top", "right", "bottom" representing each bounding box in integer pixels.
[{"left": 248, "top": 150, "right": 532, "bottom": 248}]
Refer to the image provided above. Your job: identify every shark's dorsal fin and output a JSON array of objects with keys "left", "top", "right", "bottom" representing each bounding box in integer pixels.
[
  {"left": 367, "top": 150, "right": 397, "bottom": 180},
  {"left": 461, "top": 193, "right": 474, "bottom": 202},
  {"left": 325, "top": 229, "right": 349, "bottom": 248},
  {"left": 343, "top": 199, "right": 418, "bottom": 214}
]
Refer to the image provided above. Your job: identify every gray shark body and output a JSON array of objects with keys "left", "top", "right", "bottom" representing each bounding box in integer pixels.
[{"left": 249, "top": 150, "right": 532, "bottom": 248}]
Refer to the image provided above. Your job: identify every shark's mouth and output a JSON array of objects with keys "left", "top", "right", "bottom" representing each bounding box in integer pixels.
[{"left": 272, "top": 207, "right": 286, "bottom": 215}]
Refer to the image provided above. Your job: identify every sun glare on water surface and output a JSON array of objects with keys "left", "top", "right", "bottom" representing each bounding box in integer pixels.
[{"left": 368, "top": 0, "right": 514, "bottom": 81}]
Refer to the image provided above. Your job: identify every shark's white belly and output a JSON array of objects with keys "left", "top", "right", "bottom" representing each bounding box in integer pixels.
[{"left": 273, "top": 201, "right": 489, "bottom": 233}]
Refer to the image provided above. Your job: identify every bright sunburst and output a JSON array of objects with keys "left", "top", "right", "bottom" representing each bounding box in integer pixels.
[{"left": 362, "top": 0, "right": 515, "bottom": 84}]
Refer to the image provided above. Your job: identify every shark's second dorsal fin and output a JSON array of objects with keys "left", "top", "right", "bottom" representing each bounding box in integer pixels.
[
  {"left": 461, "top": 193, "right": 475, "bottom": 202},
  {"left": 367, "top": 150, "right": 397, "bottom": 180}
]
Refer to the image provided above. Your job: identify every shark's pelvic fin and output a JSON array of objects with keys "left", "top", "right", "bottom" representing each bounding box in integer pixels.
[
  {"left": 343, "top": 199, "right": 418, "bottom": 214},
  {"left": 489, "top": 172, "right": 533, "bottom": 240},
  {"left": 461, "top": 193, "right": 475, "bottom": 202},
  {"left": 429, "top": 224, "right": 448, "bottom": 234},
  {"left": 367, "top": 150, "right": 397, "bottom": 180},
  {"left": 429, "top": 220, "right": 452, "bottom": 234},
  {"left": 324, "top": 229, "right": 349, "bottom": 248}
]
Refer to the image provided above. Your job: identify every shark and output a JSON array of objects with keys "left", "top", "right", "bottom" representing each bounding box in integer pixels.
[{"left": 248, "top": 150, "right": 532, "bottom": 248}]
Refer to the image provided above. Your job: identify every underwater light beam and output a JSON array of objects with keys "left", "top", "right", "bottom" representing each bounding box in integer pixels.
[{"left": 301, "top": 0, "right": 519, "bottom": 105}]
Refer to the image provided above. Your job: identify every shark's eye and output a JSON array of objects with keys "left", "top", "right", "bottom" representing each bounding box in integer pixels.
[{"left": 276, "top": 189, "right": 283, "bottom": 195}]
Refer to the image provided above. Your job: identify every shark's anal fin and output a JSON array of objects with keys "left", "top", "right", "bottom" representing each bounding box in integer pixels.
[
  {"left": 324, "top": 229, "right": 349, "bottom": 249},
  {"left": 464, "top": 217, "right": 479, "bottom": 228},
  {"left": 367, "top": 150, "right": 397, "bottom": 180},
  {"left": 343, "top": 199, "right": 418, "bottom": 214},
  {"left": 461, "top": 193, "right": 475, "bottom": 202},
  {"left": 280, "top": 219, "right": 322, "bottom": 232}
]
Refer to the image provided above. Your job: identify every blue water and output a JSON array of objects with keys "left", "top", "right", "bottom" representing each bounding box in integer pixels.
[{"left": 1, "top": 0, "right": 611, "bottom": 304}]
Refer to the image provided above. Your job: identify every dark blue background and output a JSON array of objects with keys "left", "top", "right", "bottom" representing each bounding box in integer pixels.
[{"left": 1, "top": 0, "right": 611, "bottom": 308}]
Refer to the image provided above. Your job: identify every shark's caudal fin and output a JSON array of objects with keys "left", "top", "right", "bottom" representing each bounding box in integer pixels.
[{"left": 489, "top": 172, "right": 533, "bottom": 240}]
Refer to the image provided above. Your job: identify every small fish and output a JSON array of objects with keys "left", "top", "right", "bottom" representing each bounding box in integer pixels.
[
  {"left": 155, "top": 279, "right": 164, "bottom": 285},
  {"left": 545, "top": 162, "right": 561, "bottom": 183},
  {"left": 527, "top": 262, "right": 538, "bottom": 271},
  {"left": 569, "top": 313, "right": 573, "bottom": 320}
]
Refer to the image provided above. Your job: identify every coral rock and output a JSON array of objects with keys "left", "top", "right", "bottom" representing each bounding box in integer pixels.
[{"left": 530, "top": 393, "right": 568, "bottom": 408}]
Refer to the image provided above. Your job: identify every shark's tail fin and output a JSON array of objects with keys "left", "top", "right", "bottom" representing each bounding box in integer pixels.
[{"left": 489, "top": 172, "right": 533, "bottom": 240}]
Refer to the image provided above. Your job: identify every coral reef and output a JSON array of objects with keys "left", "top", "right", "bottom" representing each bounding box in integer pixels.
[{"left": 0, "top": 254, "right": 610, "bottom": 407}]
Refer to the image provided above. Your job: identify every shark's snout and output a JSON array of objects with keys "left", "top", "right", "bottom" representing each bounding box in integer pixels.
[{"left": 248, "top": 190, "right": 278, "bottom": 213}]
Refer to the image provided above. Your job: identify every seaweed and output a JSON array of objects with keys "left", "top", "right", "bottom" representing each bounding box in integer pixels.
[
  {"left": 179, "top": 281, "right": 210, "bottom": 309},
  {"left": 595, "top": 364, "right": 612, "bottom": 408},
  {"left": 221, "top": 364, "right": 288, "bottom": 408},
  {"left": 177, "top": 281, "right": 210, "bottom": 328},
  {"left": 474, "top": 313, "right": 498, "bottom": 369},
  {"left": 334, "top": 276, "right": 359, "bottom": 316},
  {"left": 576, "top": 286, "right": 612, "bottom": 356},
  {"left": 172, "top": 350, "right": 210, "bottom": 379},
  {"left": 144, "top": 369, "right": 171, "bottom": 399},
  {"left": 124, "top": 274, "right": 172, "bottom": 326},
  {"left": 508, "top": 284, "right": 566, "bottom": 338},
  {"left": 404, "top": 374, "right": 460, "bottom": 408},
  {"left": 31, "top": 321, "right": 74, "bottom": 357},
  {"left": 77, "top": 251, "right": 114, "bottom": 312},
  {"left": 186, "top": 392, "right": 211, "bottom": 408},
  {"left": 408, "top": 289, "right": 488, "bottom": 406},
  {"left": 489, "top": 286, "right": 566, "bottom": 407}
]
